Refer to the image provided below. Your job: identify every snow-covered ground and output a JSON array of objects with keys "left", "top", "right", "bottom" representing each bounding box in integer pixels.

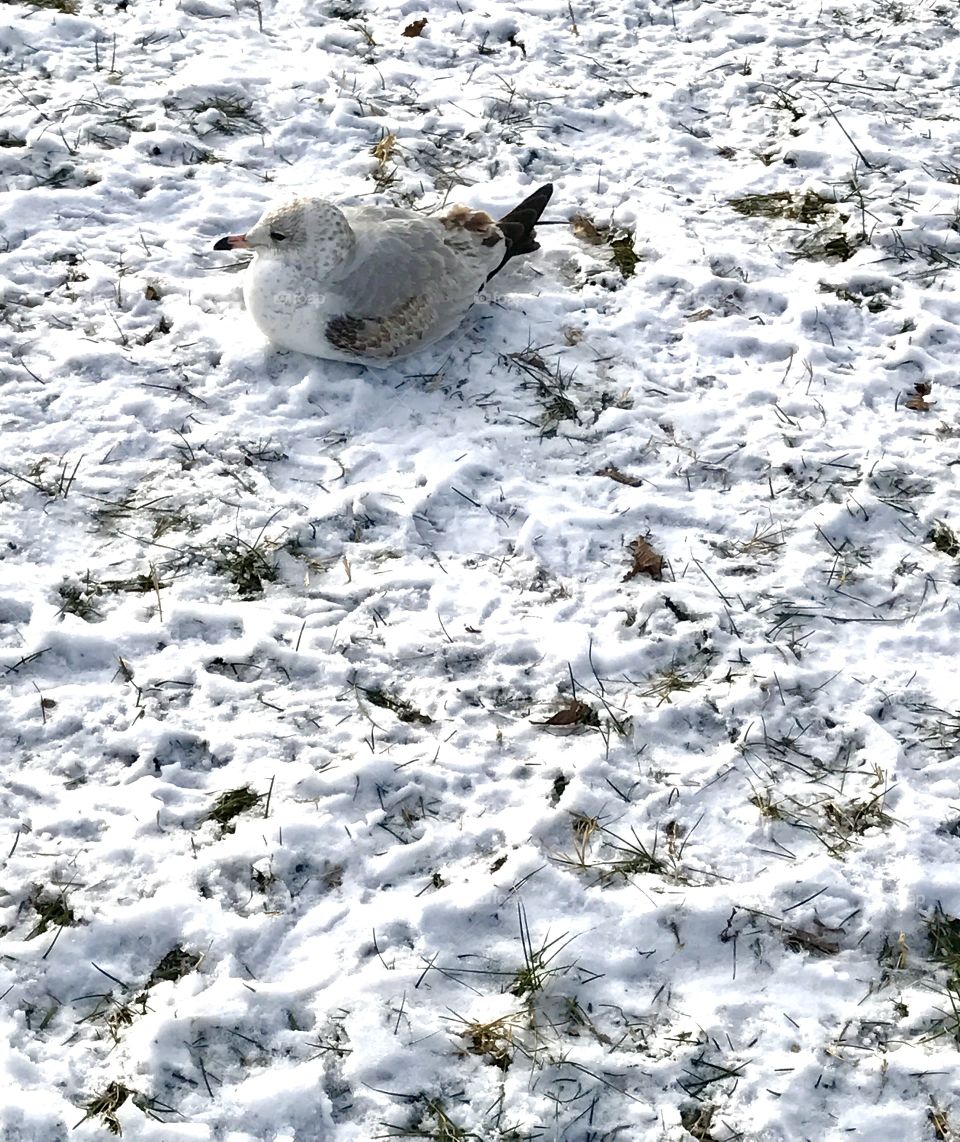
[{"left": 3, "top": 0, "right": 960, "bottom": 1137}]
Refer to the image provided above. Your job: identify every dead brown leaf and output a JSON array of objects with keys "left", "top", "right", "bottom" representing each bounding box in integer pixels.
[
  {"left": 371, "top": 132, "right": 397, "bottom": 164},
  {"left": 532, "top": 700, "right": 599, "bottom": 728},
  {"left": 571, "top": 213, "right": 603, "bottom": 244},
  {"left": 906, "top": 381, "right": 935, "bottom": 411},
  {"left": 782, "top": 926, "right": 840, "bottom": 955},
  {"left": 596, "top": 465, "right": 642, "bottom": 488},
  {"left": 623, "top": 536, "right": 664, "bottom": 581},
  {"left": 402, "top": 17, "right": 428, "bottom": 36}
]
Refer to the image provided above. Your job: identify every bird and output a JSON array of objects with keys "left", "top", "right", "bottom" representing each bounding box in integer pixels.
[{"left": 212, "top": 184, "right": 553, "bottom": 366}]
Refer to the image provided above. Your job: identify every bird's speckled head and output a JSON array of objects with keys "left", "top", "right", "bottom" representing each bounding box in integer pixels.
[{"left": 244, "top": 197, "right": 356, "bottom": 275}]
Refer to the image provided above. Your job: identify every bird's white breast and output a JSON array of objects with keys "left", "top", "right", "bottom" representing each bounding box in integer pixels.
[{"left": 243, "top": 255, "right": 340, "bottom": 357}]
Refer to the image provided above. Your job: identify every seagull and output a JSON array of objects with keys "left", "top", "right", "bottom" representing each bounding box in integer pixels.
[{"left": 212, "top": 184, "right": 553, "bottom": 365}]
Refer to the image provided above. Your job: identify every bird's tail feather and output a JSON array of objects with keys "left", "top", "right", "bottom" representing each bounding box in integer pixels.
[{"left": 487, "top": 183, "right": 554, "bottom": 281}]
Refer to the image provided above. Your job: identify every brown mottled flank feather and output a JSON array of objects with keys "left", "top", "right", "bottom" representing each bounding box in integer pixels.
[
  {"left": 440, "top": 205, "right": 502, "bottom": 239},
  {"left": 325, "top": 295, "right": 434, "bottom": 359}
]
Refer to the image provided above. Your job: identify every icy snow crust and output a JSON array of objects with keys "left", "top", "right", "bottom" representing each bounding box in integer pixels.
[{"left": 2, "top": 0, "right": 960, "bottom": 1138}]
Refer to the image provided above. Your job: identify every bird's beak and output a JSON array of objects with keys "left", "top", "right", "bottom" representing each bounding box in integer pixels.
[{"left": 213, "top": 234, "right": 250, "bottom": 251}]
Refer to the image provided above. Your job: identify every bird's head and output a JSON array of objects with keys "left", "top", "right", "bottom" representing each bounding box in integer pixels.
[{"left": 213, "top": 197, "right": 356, "bottom": 275}]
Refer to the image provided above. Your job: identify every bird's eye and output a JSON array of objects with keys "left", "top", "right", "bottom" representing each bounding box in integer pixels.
[{"left": 270, "top": 231, "right": 287, "bottom": 242}]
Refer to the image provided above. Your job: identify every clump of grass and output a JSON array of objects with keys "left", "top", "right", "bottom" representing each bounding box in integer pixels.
[
  {"left": 77, "top": 991, "right": 150, "bottom": 1045},
  {"left": 923, "top": 904, "right": 960, "bottom": 1045},
  {"left": 57, "top": 575, "right": 104, "bottom": 621},
  {"left": 99, "top": 571, "right": 170, "bottom": 595},
  {"left": 925, "top": 160, "right": 960, "bottom": 186},
  {"left": 919, "top": 710, "right": 960, "bottom": 757},
  {"left": 77, "top": 945, "right": 204, "bottom": 1048},
  {"left": 186, "top": 94, "right": 264, "bottom": 137},
  {"left": 928, "top": 904, "right": 960, "bottom": 983},
  {"left": 820, "top": 792, "right": 896, "bottom": 849},
  {"left": 818, "top": 278, "right": 892, "bottom": 312},
  {"left": 680, "top": 1104, "right": 717, "bottom": 1141},
  {"left": 729, "top": 189, "right": 866, "bottom": 262},
  {"left": 929, "top": 520, "right": 960, "bottom": 558},
  {"left": 240, "top": 439, "right": 287, "bottom": 464},
  {"left": 75, "top": 1083, "right": 134, "bottom": 1136},
  {"left": 90, "top": 493, "right": 192, "bottom": 541},
  {"left": 592, "top": 826, "right": 671, "bottom": 882},
  {"left": 608, "top": 231, "right": 638, "bottom": 276},
  {"left": 148, "top": 945, "right": 202, "bottom": 986},
  {"left": 571, "top": 213, "right": 640, "bottom": 278},
  {"left": 375, "top": 790, "right": 439, "bottom": 845},
  {"left": 209, "top": 531, "right": 278, "bottom": 599},
  {"left": 453, "top": 1009, "right": 526, "bottom": 1071},
  {"left": 728, "top": 189, "right": 834, "bottom": 222},
  {"left": 780, "top": 922, "right": 841, "bottom": 956},
  {"left": 925, "top": 988, "right": 960, "bottom": 1047},
  {"left": 481, "top": 77, "right": 541, "bottom": 145},
  {"left": 204, "top": 786, "right": 263, "bottom": 832},
  {"left": 509, "top": 904, "right": 578, "bottom": 1000},
  {"left": 735, "top": 523, "right": 786, "bottom": 559},
  {"left": 636, "top": 665, "right": 703, "bottom": 706},
  {"left": 797, "top": 232, "right": 865, "bottom": 261},
  {"left": 0, "top": 455, "right": 82, "bottom": 499},
  {"left": 359, "top": 686, "right": 433, "bottom": 725},
  {"left": 74, "top": 1083, "right": 176, "bottom": 1135},
  {"left": 379, "top": 1095, "right": 470, "bottom": 1139},
  {"left": 25, "top": 885, "right": 76, "bottom": 940},
  {"left": 550, "top": 817, "right": 705, "bottom": 887},
  {"left": 25, "top": 0, "right": 80, "bottom": 11},
  {"left": 500, "top": 345, "right": 579, "bottom": 435},
  {"left": 748, "top": 763, "right": 896, "bottom": 856},
  {"left": 677, "top": 1051, "right": 750, "bottom": 1099}
]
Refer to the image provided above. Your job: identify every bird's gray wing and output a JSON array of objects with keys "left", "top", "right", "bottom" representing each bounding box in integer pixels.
[{"left": 335, "top": 207, "right": 506, "bottom": 319}]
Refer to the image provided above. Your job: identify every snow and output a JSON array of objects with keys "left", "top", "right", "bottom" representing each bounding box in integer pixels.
[{"left": 2, "top": 0, "right": 960, "bottom": 1138}]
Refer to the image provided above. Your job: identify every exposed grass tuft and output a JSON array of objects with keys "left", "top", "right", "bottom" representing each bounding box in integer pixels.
[
  {"left": 728, "top": 189, "right": 834, "bottom": 222},
  {"left": 185, "top": 94, "right": 264, "bottom": 137},
  {"left": 500, "top": 345, "right": 579, "bottom": 435},
  {"left": 359, "top": 685, "right": 433, "bottom": 725},
  {"left": 453, "top": 1008, "right": 526, "bottom": 1071},
  {"left": 209, "top": 531, "right": 279, "bottom": 598},
  {"left": 74, "top": 1082, "right": 177, "bottom": 1134},
  {"left": 25, "top": 885, "right": 76, "bottom": 940},
  {"left": 929, "top": 519, "right": 960, "bottom": 558},
  {"left": 205, "top": 786, "right": 263, "bottom": 832},
  {"left": 510, "top": 904, "right": 578, "bottom": 999},
  {"left": 928, "top": 904, "right": 960, "bottom": 983},
  {"left": 57, "top": 575, "right": 104, "bottom": 621},
  {"left": 571, "top": 213, "right": 641, "bottom": 278},
  {"left": 24, "top": 0, "right": 80, "bottom": 10},
  {"left": 378, "top": 1095, "right": 471, "bottom": 1139},
  {"left": 148, "top": 945, "right": 202, "bottom": 986}
]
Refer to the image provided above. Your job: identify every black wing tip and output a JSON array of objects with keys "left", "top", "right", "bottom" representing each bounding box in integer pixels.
[{"left": 483, "top": 183, "right": 556, "bottom": 282}]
